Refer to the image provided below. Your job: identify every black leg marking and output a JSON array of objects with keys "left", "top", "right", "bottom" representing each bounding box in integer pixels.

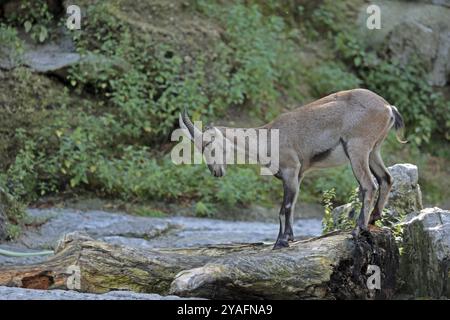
[
  {"left": 384, "top": 173, "right": 393, "bottom": 185},
  {"left": 311, "top": 148, "right": 332, "bottom": 163},
  {"left": 274, "top": 171, "right": 299, "bottom": 250},
  {"left": 340, "top": 138, "right": 350, "bottom": 159},
  {"left": 310, "top": 141, "right": 341, "bottom": 164}
]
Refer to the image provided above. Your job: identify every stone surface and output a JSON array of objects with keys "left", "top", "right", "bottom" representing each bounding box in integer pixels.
[
  {"left": 0, "top": 286, "right": 191, "bottom": 300},
  {"left": 421, "top": 0, "right": 450, "bottom": 8},
  {"left": 0, "top": 208, "right": 322, "bottom": 266},
  {"left": 387, "top": 164, "right": 423, "bottom": 216},
  {"left": 400, "top": 207, "right": 450, "bottom": 298},
  {"left": 0, "top": 34, "right": 129, "bottom": 80},
  {"left": 19, "top": 209, "right": 176, "bottom": 249},
  {"left": 357, "top": 0, "right": 450, "bottom": 86}
]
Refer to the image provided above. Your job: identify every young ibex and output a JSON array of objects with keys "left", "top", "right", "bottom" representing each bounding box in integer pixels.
[{"left": 179, "top": 89, "right": 405, "bottom": 249}]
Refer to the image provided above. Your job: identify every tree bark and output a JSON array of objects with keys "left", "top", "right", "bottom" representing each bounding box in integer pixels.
[{"left": 0, "top": 228, "right": 399, "bottom": 299}]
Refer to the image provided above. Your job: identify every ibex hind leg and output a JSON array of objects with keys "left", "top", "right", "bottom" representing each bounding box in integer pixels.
[
  {"left": 369, "top": 149, "right": 393, "bottom": 224},
  {"left": 343, "top": 140, "right": 377, "bottom": 237}
]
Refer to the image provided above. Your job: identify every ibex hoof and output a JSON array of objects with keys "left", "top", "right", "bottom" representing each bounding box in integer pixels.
[
  {"left": 351, "top": 225, "right": 369, "bottom": 239},
  {"left": 351, "top": 227, "right": 361, "bottom": 239},
  {"left": 273, "top": 239, "right": 289, "bottom": 250}
]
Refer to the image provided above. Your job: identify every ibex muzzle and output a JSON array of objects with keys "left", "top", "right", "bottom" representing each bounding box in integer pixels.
[{"left": 179, "top": 89, "right": 406, "bottom": 249}]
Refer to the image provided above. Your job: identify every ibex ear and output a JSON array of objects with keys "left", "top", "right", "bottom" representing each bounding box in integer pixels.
[
  {"left": 179, "top": 113, "right": 193, "bottom": 140},
  {"left": 213, "top": 127, "right": 223, "bottom": 136},
  {"left": 213, "top": 127, "right": 226, "bottom": 145}
]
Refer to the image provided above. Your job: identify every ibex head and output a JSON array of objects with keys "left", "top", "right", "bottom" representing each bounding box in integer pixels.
[{"left": 179, "top": 109, "right": 226, "bottom": 178}]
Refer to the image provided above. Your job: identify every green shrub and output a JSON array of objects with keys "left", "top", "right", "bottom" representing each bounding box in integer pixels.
[
  {"left": 0, "top": 24, "right": 24, "bottom": 67},
  {"left": 321, "top": 188, "right": 336, "bottom": 233},
  {"left": 307, "top": 62, "right": 362, "bottom": 97},
  {"left": 0, "top": 188, "right": 27, "bottom": 239},
  {"left": 5, "top": 0, "right": 55, "bottom": 43}
]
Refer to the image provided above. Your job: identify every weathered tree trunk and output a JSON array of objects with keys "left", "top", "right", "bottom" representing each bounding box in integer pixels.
[{"left": 0, "top": 228, "right": 399, "bottom": 299}]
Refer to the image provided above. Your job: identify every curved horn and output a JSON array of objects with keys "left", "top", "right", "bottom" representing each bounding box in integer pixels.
[
  {"left": 181, "top": 108, "right": 196, "bottom": 138},
  {"left": 179, "top": 108, "right": 203, "bottom": 143}
]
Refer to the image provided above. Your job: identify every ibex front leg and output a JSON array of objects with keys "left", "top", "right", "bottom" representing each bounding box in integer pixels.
[{"left": 274, "top": 168, "right": 299, "bottom": 249}]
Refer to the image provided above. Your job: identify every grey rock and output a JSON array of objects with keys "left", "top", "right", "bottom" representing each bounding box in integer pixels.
[
  {"left": 331, "top": 203, "right": 355, "bottom": 230},
  {"left": 387, "top": 20, "right": 450, "bottom": 87},
  {"left": 357, "top": 0, "right": 450, "bottom": 86},
  {"left": 400, "top": 207, "right": 450, "bottom": 298},
  {"left": 387, "top": 164, "right": 423, "bottom": 216},
  {"left": 0, "top": 286, "right": 194, "bottom": 300},
  {"left": 20, "top": 209, "right": 175, "bottom": 250},
  {"left": 0, "top": 34, "right": 128, "bottom": 79},
  {"left": 331, "top": 163, "right": 422, "bottom": 229}
]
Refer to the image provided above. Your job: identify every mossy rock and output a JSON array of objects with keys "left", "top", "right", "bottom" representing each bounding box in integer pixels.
[{"left": 400, "top": 207, "right": 450, "bottom": 298}]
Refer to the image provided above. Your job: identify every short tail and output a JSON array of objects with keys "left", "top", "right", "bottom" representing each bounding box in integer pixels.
[{"left": 390, "top": 105, "right": 408, "bottom": 144}]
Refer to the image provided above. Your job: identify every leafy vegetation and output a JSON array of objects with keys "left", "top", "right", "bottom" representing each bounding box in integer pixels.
[
  {"left": 5, "top": 0, "right": 55, "bottom": 43},
  {"left": 0, "top": 23, "right": 24, "bottom": 67},
  {"left": 0, "top": 188, "right": 27, "bottom": 240},
  {"left": 322, "top": 186, "right": 407, "bottom": 249}
]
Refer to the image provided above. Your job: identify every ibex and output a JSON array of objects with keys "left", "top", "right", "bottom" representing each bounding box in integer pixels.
[{"left": 179, "top": 89, "right": 405, "bottom": 249}]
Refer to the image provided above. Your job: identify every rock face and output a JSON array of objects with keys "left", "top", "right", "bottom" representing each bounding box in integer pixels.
[
  {"left": 387, "top": 164, "right": 423, "bottom": 216},
  {"left": 357, "top": 0, "right": 450, "bottom": 86},
  {"left": 400, "top": 207, "right": 450, "bottom": 298},
  {"left": 387, "top": 20, "right": 450, "bottom": 87},
  {"left": 0, "top": 36, "right": 129, "bottom": 80},
  {"left": 332, "top": 163, "right": 423, "bottom": 228},
  {"left": 0, "top": 229, "right": 399, "bottom": 300}
]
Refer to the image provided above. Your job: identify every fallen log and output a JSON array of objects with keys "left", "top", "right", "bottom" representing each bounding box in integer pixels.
[{"left": 0, "top": 228, "right": 399, "bottom": 299}]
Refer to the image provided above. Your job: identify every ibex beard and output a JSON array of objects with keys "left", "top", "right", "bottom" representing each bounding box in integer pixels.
[{"left": 174, "top": 89, "right": 406, "bottom": 249}]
